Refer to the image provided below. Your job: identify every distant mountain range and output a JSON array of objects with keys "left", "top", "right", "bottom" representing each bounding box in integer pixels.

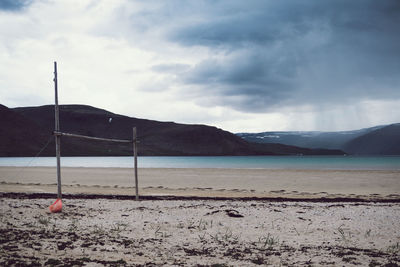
[
  {"left": 0, "top": 104, "right": 344, "bottom": 156},
  {"left": 237, "top": 123, "right": 400, "bottom": 155}
]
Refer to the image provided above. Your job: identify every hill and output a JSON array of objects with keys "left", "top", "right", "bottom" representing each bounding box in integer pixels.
[
  {"left": 237, "top": 124, "right": 400, "bottom": 155},
  {"left": 0, "top": 104, "right": 50, "bottom": 156},
  {"left": 1, "top": 104, "right": 344, "bottom": 156},
  {"left": 236, "top": 126, "right": 383, "bottom": 150},
  {"left": 12, "top": 105, "right": 254, "bottom": 156},
  {"left": 343, "top": 124, "right": 400, "bottom": 155}
]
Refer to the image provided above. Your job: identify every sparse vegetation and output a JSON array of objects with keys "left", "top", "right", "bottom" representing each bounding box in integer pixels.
[
  {"left": 387, "top": 242, "right": 400, "bottom": 254},
  {"left": 68, "top": 218, "right": 79, "bottom": 233},
  {"left": 90, "top": 224, "right": 105, "bottom": 235},
  {"left": 337, "top": 224, "right": 353, "bottom": 243},
  {"left": 292, "top": 226, "right": 300, "bottom": 236},
  {"left": 258, "top": 233, "right": 279, "bottom": 249},
  {"left": 1, "top": 198, "right": 399, "bottom": 266},
  {"left": 110, "top": 221, "right": 128, "bottom": 233},
  {"left": 154, "top": 225, "right": 172, "bottom": 238},
  {"left": 37, "top": 215, "right": 50, "bottom": 226},
  {"left": 365, "top": 229, "right": 372, "bottom": 238},
  {"left": 198, "top": 232, "right": 207, "bottom": 242},
  {"left": 208, "top": 227, "right": 240, "bottom": 244}
]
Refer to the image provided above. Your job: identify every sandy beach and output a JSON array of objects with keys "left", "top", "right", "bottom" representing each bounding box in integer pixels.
[
  {"left": 1, "top": 197, "right": 399, "bottom": 266},
  {"left": 1, "top": 166, "right": 400, "bottom": 199},
  {"left": 1, "top": 166, "right": 400, "bottom": 266}
]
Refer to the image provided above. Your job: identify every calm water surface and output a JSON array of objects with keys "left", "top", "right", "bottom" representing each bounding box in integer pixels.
[{"left": 0, "top": 156, "right": 399, "bottom": 170}]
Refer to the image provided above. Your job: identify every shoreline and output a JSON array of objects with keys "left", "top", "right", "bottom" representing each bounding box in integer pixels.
[{"left": 1, "top": 191, "right": 400, "bottom": 203}]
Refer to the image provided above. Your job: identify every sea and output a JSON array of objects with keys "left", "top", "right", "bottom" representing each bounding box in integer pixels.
[{"left": 0, "top": 156, "right": 399, "bottom": 170}]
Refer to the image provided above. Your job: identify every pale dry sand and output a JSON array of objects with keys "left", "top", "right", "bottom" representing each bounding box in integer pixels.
[
  {"left": 0, "top": 197, "right": 399, "bottom": 266},
  {"left": 0, "top": 166, "right": 400, "bottom": 199},
  {"left": 1, "top": 167, "right": 400, "bottom": 266}
]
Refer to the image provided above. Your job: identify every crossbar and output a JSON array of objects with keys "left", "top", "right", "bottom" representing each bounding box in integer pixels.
[
  {"left": 52, "top": 62, "right": 139, "bottom": 202},
  {"left": 54, "top": 131, "right": 132, "bottom": 143}
]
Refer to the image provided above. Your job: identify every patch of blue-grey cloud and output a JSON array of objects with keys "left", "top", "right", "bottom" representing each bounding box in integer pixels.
[
  {"left": 178, "top": 50, "right": 295, "bottom": 112},
  {"left": 151, "top": 63, "right": 190, "bottom": 75},
  {"left": 0, "top": 0, "right": 32, "bottom": 11},
  {"left": 153, "top": 0, "right": 400, "bottom": 112}
]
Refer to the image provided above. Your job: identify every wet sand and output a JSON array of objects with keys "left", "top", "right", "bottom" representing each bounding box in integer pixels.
[{"left": 0, "top": 166, "right": 399, "bottom": 199}]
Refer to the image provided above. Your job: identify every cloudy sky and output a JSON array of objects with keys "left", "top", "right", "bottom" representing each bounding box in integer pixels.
[{"left": 1, "top": 0, "right": 399, "bottom": 133}]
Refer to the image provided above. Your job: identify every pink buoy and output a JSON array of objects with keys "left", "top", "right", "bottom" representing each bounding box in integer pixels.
[{"left": 49, "top": 198, "right": 62, "bottom": 213}]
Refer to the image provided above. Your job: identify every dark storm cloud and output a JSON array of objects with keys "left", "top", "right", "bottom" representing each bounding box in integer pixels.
[
  {"left": 157, "top": 0, "right": 400, "bottom": 112},
  {"left": 180, "top": 51, "right": 295, "bottom": 111},
  {"left": 0, "top": 0, "right": 32, "bottom": 11}
]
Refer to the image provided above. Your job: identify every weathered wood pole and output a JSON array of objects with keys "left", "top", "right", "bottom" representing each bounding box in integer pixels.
[
  {"left": 133, "top": 127, "right": 139, "bottom": 200},
  {"left": 54, "top": 61, "right": 62, "bottom": 199}
]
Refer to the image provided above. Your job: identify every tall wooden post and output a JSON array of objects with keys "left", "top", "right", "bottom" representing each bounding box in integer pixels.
[
  {"left": 133, "top": 127, "right": 139, "bottom": 200},
  {"left": 54, "top": 61, "right": 62, "bottom": 199}
]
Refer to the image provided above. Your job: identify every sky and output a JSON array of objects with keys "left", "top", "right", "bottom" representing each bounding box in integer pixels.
[{"left": 0, "top": 0, "right": 399, "bottom": 133}]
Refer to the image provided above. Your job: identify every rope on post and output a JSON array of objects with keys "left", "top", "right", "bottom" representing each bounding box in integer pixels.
[{"left": 54, "top": 131, "right": 132, "bottom": 143}]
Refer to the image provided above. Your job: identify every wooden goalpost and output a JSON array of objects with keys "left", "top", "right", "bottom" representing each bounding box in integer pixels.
[{"left": 52, "top": 62, "right": 139, "bottom": 200}]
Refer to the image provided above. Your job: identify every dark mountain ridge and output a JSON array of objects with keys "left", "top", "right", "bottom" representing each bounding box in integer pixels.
[
  {"left": 344, "top": 124, "right": 400, "bottom": 155},
  {"left": 238, "top": 124, "right": 400, "bottom": 155},
  {"left": 0, "top": 104, "right": 49, "bottom": 156},
  {"left": 12, "top": 104, "right": 254, "bottom": 156},
  {"left": 1, "top": 104, "right": 344, "bottom": 156}
]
